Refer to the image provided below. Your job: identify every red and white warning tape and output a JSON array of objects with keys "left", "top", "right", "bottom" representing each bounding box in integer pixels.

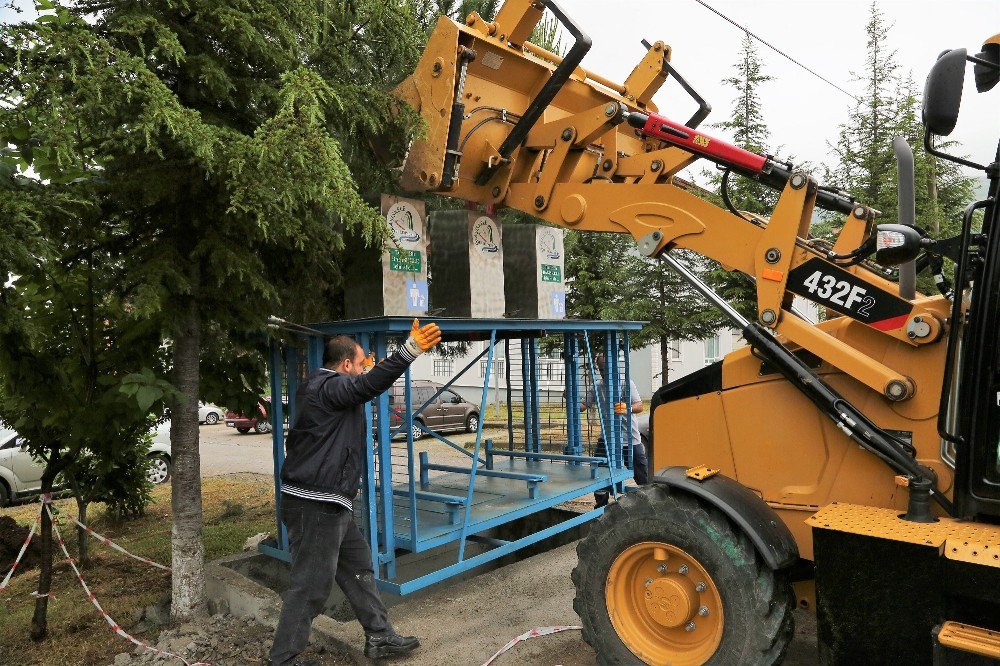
[
  {"left": 1, "top": 494, "right": 207, "bottom": 666},
  {"left": 45, "top": 503, "right": 210, "bottom": 666},
  {"left": 480, "top": 625, "right": 583, "bottom": 666},
  {"left": 0, "top": 511, "right": 39, "bottom": 593},
  {"left": 48, "top": 502, "right": 171, "bottom": 571}
]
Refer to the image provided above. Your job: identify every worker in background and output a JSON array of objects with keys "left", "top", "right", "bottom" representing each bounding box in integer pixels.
[
  {"left": 581, "top": 353, "right": 648, "bottom": 508},
  {"left": 268, "top": 319, "right": 442, "bottom": 666}
]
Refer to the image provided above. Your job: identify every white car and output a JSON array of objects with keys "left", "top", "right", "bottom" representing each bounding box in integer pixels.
[
  {"left": 198, "top": 402, "right": 224, "bottom": 425},
  {"left": 0, "top": 422, "right": 173, "bottom": 507}
]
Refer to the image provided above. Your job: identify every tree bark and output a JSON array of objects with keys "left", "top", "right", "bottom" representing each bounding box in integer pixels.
[
  {"left": 659, "top": 335, "right": 671, "bottom": 387},
  {"left": 169, "top": 292, "right": 205, "bottom": 620},
  {"left": 30, "top": 467, "right": 58, "bottom": 641},
  {"left": 76, "top": 496, "right": 89, "bottom": 568}
]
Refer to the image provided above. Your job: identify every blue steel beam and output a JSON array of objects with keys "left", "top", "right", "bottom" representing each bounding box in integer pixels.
[
  {"left": 529, "top": 337, "right": 542, "bottom": 454},
  {"left": 457, "top": 329, "right": 495, "bottom": 562},
  {"left": 306, "top": 317, "right": 644, "bottom": 336},
  {"left": 375, "top": 506, "right": 606, "bottom": 596},
  {"left": 564, "top": 332, "right": 581, "bottom": 459},
  {"left": 403, "top": 367, "right": 418, "bottom": 547},
  {"left": 373, "top": 332, "right": 396, "bottom": 579},
  {"left": 359, "top": 332, "right": 378, "bottom": 549},
  {"left": 268, "top": 341, "right": 288, "bottom": 551}
]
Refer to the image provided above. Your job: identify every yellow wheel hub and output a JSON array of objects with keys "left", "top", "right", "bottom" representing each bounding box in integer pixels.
[{"left": 606, "top": 542, "right": 723, "bottom": 665}]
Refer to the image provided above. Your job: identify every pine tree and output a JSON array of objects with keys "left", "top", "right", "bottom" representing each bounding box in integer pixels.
[
  {"left": 826, "top": 1, "right": 900, "bottom": 216},
  {"left": 823, "top": 1, "right": 976, "bottom": 294},
  {"left": 1, "top": 0, "right": 424, "bottom": 622}
]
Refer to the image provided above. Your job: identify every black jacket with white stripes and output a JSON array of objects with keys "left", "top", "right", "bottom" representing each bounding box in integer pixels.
[{"left": 280, "top": 348, "right": 416, "bottom": 509}]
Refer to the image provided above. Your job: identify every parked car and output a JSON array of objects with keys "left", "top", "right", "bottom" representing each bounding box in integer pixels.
[
  {"left": 0, "top": 422, "right": 173, "bottom": 507},
  {"left": 387, "top": 381, "right": 480, "bottom": 441},
  {"left": 198, "top": 402, "right": 224, "bottom": 425},
  {"left": 225, "top": 401, "right": 272, "bottom": 434}
]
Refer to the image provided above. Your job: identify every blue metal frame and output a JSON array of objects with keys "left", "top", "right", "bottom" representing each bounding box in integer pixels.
[{"left": 262, "top": 317, "right": 642, "bottom": 594}]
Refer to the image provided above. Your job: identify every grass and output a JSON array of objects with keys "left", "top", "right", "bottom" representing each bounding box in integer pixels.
[{"left": 0, "top": 475, "right": 275, "bottom": 666}]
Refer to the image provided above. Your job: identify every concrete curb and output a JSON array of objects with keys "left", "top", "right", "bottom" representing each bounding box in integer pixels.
[{"left": 206, "top": 553, "right": 368, "bottom": 664}]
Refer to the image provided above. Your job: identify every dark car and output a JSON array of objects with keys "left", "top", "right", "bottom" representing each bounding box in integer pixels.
[{"left": 387, "top": 381, "right": 480, "bottom": 441}]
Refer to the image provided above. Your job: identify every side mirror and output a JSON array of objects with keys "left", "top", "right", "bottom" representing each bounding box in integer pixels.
[
  {"left": 922, "top": 48, "right": 966, "bottom": 136},
  {"left": 451, "top": 395, "right": 463, "bottom": 404},
  {"left": 876, "top": 224, "right": 924, "bottom": 266}
]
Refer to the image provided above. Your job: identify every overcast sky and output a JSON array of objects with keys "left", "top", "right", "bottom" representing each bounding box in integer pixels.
[
  {"left": 2, "top": 0, "right": 996, "bottom": 182},
  {"left": 569, "top": 0, "right": 998, "bottom": 181}
]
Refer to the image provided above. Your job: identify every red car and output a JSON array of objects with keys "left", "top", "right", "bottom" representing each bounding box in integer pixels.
[{"left": 225, "top": 401, "right": 272, "bottom": 434}]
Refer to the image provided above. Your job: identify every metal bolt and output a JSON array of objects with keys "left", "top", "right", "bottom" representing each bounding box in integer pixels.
[
  {"left": 651, "top": 231, "right": 663, "bottom": 241},
  {"left": 645, "top": 578, "right": 653, "bottom": 588},
  {"left": 765, "top": 247, "right": 781, "bottom": 264},
  {"left": 534, "top": 195, "right": 546, "bottom": 209},
  {"left": 602, "top": 159, "right": 614, "bottom": 171},
  {"left": 760, "top": 309, "right": 777, "bottom": 325},
  {"left": 914, "top": 316, "right": 923, "bottom": 323},
  {"left": 650, "top": 160, "right": 663, "bottom": 172},
  {"left": 604, "top": 103, "right": 618, "bottom": 117},
  {"left": 885, "top": 380, "right": 908, "bottom": 401},
  {"left": 789, "top": 173, "right": 807, "bottom": 189},
  {"left": 908, "top": 331, "right": 917, "bottom": 339},
  {"left": 678, "top": 564, "right": 689, "bottom": 575},
  {"left": 492, "top": 186, "right": 501, "bottom": 198},
  {"left": 695, "top": 582, "right": 707, "bottom": 593},
  {"left": 854, "top": 205, "right": 867, "bottom": 219},
  {"left": 561, "top": 128, "right": 574, "bottom": 142},
  {"left": 657, "top": 564, "right": 667, "bottom": 574},
  {"left": 698, "top": 605, "right": 710, "bottom": 617},
  {"left": 684, "top": 621, "right": 696, "bottom": 632}
]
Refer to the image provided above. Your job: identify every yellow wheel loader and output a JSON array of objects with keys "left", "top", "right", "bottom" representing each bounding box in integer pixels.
[{"left": 392, "top": 1, "right": 1000, "bottom": 662}]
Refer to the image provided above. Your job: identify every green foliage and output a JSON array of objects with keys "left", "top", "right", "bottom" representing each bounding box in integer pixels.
[
  {"left": 821, "top": 1, "right": 977, "bottom": 293},
  {"left": 564, "top": 232, "right": 726, "bottom": 378}
]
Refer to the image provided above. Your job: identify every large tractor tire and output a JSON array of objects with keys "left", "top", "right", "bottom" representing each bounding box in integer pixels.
[{"left": 572, "top": 484, "right": 793, "bottom": 665}]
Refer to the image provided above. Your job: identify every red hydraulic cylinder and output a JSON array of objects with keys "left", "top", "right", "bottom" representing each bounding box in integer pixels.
[{"left": 627, "top": 111, "right": 769, "bottom": 174}]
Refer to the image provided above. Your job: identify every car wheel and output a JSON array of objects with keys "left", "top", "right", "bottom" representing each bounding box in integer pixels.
[
  {"left": 205, "top": 412, "right": 220, "bottom": 425},
  {"left": 147, "top": 454, "right": 171, "bottom": 485},
  {"left": 0, "top": 481, "right": 10, "bottom": 507},
  {"left": 466, "top": 413, "right": 480, "bottom": 433},
  {"left": 411, "top": 421, "right": 424, "bottom": 441},
  {"left": 237, "top": 427, "right": 251, "bottom": 434},
  {"left": 254, "top": 419, "right": 272, "bottom": 434}
]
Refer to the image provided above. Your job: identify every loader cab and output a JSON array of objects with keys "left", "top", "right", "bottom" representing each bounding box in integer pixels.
[{"left": 923, "top": 36, "right": 1000, "bottom": 517}]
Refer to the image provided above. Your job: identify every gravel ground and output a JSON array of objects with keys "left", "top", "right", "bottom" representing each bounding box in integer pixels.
[{"left": 111, "top": 613, "right": 351, "bottom": 666}]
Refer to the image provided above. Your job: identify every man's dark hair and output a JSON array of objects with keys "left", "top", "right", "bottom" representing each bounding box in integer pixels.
[{"left": 324, "top": 335, "right": 361, "bottom": 367}]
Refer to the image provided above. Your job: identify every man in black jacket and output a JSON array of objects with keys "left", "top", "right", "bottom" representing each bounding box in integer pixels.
[{"left": 268, "top": 319, "right": 441, "bottom": 666}]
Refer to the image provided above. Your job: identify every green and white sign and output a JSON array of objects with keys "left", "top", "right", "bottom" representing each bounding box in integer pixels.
[
  {"left": 389, "top": 248, "right": 422, "bottom": 273},
  {"left": 540, "top": 263, "right": 561, "bottom": 283}
]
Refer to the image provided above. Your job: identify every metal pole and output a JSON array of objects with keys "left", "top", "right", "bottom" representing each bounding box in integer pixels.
[
  {"left": 458, "top": 330, "right": 496, "bottom": 561},
  {"left": 661, "top": 252, "right": 751, "bottom": 329}
]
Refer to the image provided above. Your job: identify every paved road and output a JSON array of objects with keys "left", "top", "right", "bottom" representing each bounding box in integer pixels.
[{"left": 197, "top": 424, "right": 504, "bottom": 478}]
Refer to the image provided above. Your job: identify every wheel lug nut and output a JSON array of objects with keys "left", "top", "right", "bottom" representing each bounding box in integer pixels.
[
  {"left": 695, "top": 582, "right": 707, "bottom": 593},
  {"left": 644, "top": 578, "right": 653, "bottom": 588},
  {"left": 678, "top": 564, "right": 689, "bottom": 575},
  {"left": 685, "top": 621, "right": 696, "bottom": 632},
  {"left": 657, "top": 564, "right": 667, "bottom": 574},
  {"left": 698, "top": 605, "right": 710, "bottom": 617}
]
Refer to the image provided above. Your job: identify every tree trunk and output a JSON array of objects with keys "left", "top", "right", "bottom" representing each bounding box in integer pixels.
[
  {"left": 659, "top": 335, "right": 671, "bottom": 386},
  {"left": 76, "top": 496, "right": 89, "bottom": 568},
  {"left": 30, "top": 469, "right": 57, "bottom": 641},
  {"left": 169, "top": 293, "right": 205, "bottom": 620}
]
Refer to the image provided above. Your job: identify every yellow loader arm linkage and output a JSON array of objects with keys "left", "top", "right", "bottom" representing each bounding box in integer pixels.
[{"left": 395, "top": 0, "right": 948, "bottom": 405}]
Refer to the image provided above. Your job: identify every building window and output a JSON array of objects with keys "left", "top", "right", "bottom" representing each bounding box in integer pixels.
[
  {"left": 670, "top": 342, "right": 682, "bottom": 360},
  {"left": 433, "top": 358, "right": 453, "bottom": 377},
  {"left": 537, "top": 361, "right": 565, "bottom": 382},
  {"left": 480, "top": 359, "right": 505, "bottom": 379},
  {"left": 704, "top": 336, "right": 720, "bottom": 365}
]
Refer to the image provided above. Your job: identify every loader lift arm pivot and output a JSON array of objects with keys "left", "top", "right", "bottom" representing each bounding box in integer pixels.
[{"left": 394, "top": 0, "right": 955, "bottom": 509}]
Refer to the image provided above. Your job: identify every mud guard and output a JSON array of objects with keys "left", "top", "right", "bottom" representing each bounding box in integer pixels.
[{"left": 652, "top": 466, "right": 799, "bottom": 570}]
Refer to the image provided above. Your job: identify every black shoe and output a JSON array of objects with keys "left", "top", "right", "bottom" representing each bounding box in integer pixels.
[{"left": 364, "top": 632, "right": 420, "bottom": 659}]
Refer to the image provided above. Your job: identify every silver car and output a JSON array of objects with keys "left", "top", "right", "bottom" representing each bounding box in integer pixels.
[{"left": 0, "top": 422, "right": 173, "bottom": 507}]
